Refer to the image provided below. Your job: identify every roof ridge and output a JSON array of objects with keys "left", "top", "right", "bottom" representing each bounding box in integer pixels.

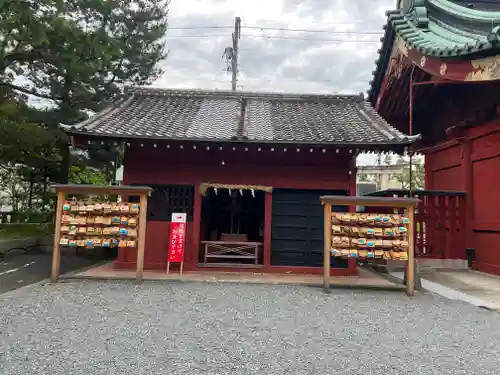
[
  {"left": 129, "top": 86, "right": 363, "bottom": 102},
  {"left": 429, "top": 0, "right": 500, "bottom": 21}
]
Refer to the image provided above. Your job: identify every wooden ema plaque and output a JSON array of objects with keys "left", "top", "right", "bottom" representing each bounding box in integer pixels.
[
  {"left": 330, "top": 213, "right": 410, "bottom": 260},
  {"left": 59, "top": 200, "right": 140, "bottom": 250},
  {"left": 50, "top": 184, "right": 151, "bottom": 283},
  {"left": 320, "top": 195, "right": 419, "bottom": 296}
]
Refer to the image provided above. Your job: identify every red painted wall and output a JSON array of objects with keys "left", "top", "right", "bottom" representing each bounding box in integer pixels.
[
  {"left": 124, "top": 145, "right": 350, "bottom": 189},
  {"left": 119, "top": 143, "right": 352, "bottom": 270},
  {"left": 425, "top": 142, "right": 462, "bottom": 191},
  {"left": 425, "top": 119, "right": 500, "bottom": 274}
]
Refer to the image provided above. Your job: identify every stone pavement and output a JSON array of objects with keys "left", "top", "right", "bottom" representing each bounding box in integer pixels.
[
  {"left": 73, "top": 262, "right": 404, "bottom": 291},
  {"left": 391, "top": 269, "right": 500, "bottom": 310},
  {"left": 2, "top": 280, "right": 500, "bottom": 374}
]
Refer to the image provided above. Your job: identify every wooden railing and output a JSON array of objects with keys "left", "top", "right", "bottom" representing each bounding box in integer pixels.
[{"left": 365, "top": 190, "right": 466, "bottom": 259}]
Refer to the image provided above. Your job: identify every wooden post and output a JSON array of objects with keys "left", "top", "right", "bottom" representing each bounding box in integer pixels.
[
  {"left": 190, "top": 183, "right": 202, "bottom": 267},
  {"left": 347, "top": 161, "right": 358, "bottom": 272},
  {"left": 406, "top": 205, "right": 415, "bottom": 296},
  {"left": 136, "top": 193, "right": 148, "bottom": 282},
  {"left": 263, "top": 192, "right": 272, "bottom": 267},
  {"left": 51, "top": 191, "right": 65, "bottom": 282},
  {"left": 323, "top": 203, "right": 332, "bottom": 293}
]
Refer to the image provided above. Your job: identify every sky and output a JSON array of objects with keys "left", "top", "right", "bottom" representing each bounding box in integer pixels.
[
  {"left": 154, "top": 0, "right": 395, "bottom": 95},
  {"left": 28, "top": 0, "right": 401, "bottom": 166}
]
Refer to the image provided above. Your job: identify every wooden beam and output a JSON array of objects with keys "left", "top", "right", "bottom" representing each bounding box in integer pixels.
[
  {"left": 320, "top": 195, "right": 419, "bottom": 208},
  {"left": 50, "top": 191, "right": 65, "bottom": 282},
  {"left": 375, "top": 57, "right": 397, "bottom": 112},
  {"left": 385, "top": 65, "right": 409, "bottom": 118},
  {"left": 379, "top": 76, "right": 395, "bottom": 117},
  {"left": 50, "top": 184, "right": 152, "bottom": 196}
]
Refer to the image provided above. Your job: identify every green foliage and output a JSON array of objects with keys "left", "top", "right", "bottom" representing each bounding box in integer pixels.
[
  {"left": 358, "top": 174, "right": 370, "bottom": 182},
  {"left": 0, "top": 163, "right": 54, "bottom": 218},
  {"left": 0, "top": 88, "right": 61, "bottom": 174},
  {"left": 0, "top": 0, "right": 168, "bottom": 214},
  {"left": 69, "top": 165, "right": 107, "bottom": 185},
  {"left": 0, "top": 223, "right": 52, "bottom": 238},
  {"left": 393, "top": 163, "right": 425, "bottom": 190},
  {"left": 1, "top": 0, "right": 169, "bottom": 116}
]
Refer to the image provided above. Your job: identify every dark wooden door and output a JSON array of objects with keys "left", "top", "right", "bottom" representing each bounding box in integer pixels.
[{"left": 270, "top": 188, "right": 348, "bottom": 267}]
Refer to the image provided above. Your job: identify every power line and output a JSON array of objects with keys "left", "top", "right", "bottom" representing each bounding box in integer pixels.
[
  {"left": 245, "top": 26, "right": 383, "bottom": 34},
  {"left": 166, "top": 34, "right": 380, "bottom": 43},
  {"left": 254, "top": 19, "right": 379, "bottom": 26},
  {"left": 169, "top": 26, "right": 230, "bottom": 30},
  {"left": 244, "top": 35, "right": 380, "bottom": 42},
  {"left": 168, "top": 25, "right": 383, "bottom": 35}
]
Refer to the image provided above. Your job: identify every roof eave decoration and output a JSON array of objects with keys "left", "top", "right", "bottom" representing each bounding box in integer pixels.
[
  {"left": 368, "top": 0, "right": 500, "bottom": 102},
  {"left": 393, "top": 0, "right": 500, "bottom": 58},
  {"left": 68, "top": 129, "right": 420, "bottom": 146}
]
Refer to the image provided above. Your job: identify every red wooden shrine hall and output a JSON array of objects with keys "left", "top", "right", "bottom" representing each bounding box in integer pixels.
[
  {"left": 368, "top": 0, "right": 500, "bottom": 274},
  {"left": 64, "top": 87, "right": 417, "bottom": 276}
]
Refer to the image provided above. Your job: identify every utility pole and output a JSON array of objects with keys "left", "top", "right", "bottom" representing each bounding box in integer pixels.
[
  {"left": 223, "top": 17, "right": 241, "bottom": 91},
  {"left": 231, "top": 17, "right": 241, "bottom": 90}
]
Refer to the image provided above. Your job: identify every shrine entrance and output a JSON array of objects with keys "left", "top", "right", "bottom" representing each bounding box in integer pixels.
[{"left": 199, "top": 184, "right": 266, "bottom": 266}]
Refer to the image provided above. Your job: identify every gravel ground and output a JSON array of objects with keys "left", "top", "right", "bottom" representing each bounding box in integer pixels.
[{"left": 1, "top": 281, "right": 500, "bottom": 375}]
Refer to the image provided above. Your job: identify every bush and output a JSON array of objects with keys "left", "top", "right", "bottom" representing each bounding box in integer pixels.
[{"left": 0, "top": 223, "right": 53, "bottom": 239}]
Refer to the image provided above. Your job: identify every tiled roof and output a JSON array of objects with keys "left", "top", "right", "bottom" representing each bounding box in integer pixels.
[
  {"left": 63, "top": 88, "right": 419, "bottom": 145},
  {"left": 368, "top": 0, "right": 500, "bottom": 102},
  {"left": 449, "top": 0, "right": 500, "bottom": 11},
  {"left": 392, "top": 0, "right": 500, "bottom": 57}
]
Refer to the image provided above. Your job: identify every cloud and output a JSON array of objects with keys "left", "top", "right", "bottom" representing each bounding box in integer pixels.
[{"left": 153, "top": 0, "right": 394, "bottom": 94}]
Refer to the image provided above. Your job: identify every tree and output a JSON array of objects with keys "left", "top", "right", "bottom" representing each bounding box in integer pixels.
[
  {"left": 69, "top": 165, "right": 108, "bottom": 185},
  {"left": 358, "top": 174, "right": 369, "bottom": 182},
  {"left": 358, "top": 173, "right": 375, "bottom": 183},
  {"left": 0, "top": 0, "right": 169, "bottom": 182},
  {"left": 393, "top": 163, "right": 425, "bottom": 190},
  {"left": 2, "top": 0, "right": 168, "bottom": 105},
  {"left": 0, "top": 86, "right": 61, "bottom": 214}
]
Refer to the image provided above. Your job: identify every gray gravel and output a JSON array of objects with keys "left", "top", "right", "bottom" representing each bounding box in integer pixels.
[{"left": 1, "top": 281, "right": 500, "bottom": 375}]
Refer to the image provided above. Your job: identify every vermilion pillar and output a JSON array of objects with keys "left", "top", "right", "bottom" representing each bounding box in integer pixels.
[
  {"left": 191, "top": 183, "right": 202, "bottom": 267},
  {"left": 461, "top": 139, "right": 473, "bottom": 250}
]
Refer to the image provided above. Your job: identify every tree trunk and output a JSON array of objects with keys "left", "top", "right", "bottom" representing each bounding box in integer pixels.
[
  {"left": 57, "top": 140, "right": 70, "bottom": 184},
  {"left": 41, "top": 173, "right": 48, "bottom": 211}
]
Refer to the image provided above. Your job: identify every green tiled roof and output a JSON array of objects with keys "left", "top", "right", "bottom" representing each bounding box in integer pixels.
[
  {"left": 368, "top": 0, "right": 500, "bottom": 103},
  {"left": 392, "top": 0, "right": 500, "bottom": 57}
]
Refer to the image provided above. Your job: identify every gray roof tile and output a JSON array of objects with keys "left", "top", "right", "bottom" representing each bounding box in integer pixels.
[{"left": 64, "top": 88, "right": 419, "bottom": 145}]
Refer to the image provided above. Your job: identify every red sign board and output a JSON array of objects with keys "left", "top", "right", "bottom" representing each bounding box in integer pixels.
[{"left": 167, "top": 213, "right": 187, "bottom": 263}]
